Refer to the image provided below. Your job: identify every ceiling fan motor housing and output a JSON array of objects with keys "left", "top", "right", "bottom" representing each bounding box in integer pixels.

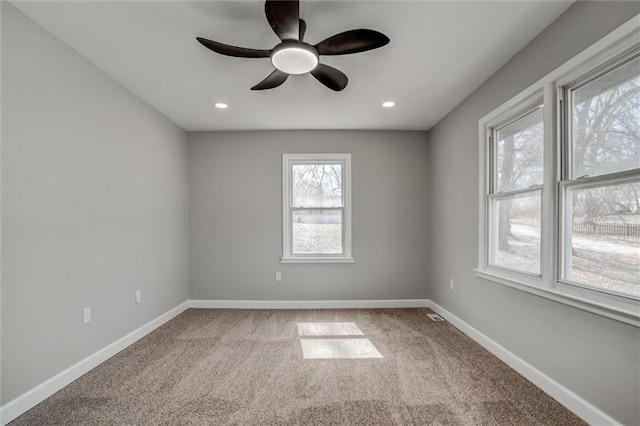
[{"left": 270, "top": 41, "right": 319, "bottom": 75}]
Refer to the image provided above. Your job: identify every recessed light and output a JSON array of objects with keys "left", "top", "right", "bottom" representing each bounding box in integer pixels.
[
  {"left": 214, "top": 102, "right": 228, "bottom": 109},
  {"left": 382, "top": 101, "right": 396, "bottom": 108}
]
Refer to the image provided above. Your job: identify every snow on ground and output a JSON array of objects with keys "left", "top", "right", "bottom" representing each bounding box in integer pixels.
[{"left": 502, "top": 224, "right": 639, "bottom": 297}]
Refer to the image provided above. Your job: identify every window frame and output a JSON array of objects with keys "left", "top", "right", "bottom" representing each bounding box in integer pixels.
[
  {"left": 557, "top": 46, "right": 640, "bottom": 302},
  {"left": 477, "top": 15, "right": 640, "bottom": 327},
  {"left": 486, "top": 98, "right": 545, "bottom": 276},
  {"left": 558, "top": 171, "right": 640, "bottom": 298},
  {"left": 281, "top": 153, "right": 354, "bottom": 264}
]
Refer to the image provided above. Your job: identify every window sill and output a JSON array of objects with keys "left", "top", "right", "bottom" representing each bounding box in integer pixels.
[
  {"left": 281, "top": 257, "right": 355, "bottom": 264},
  {"left": 475, "top": 268, "right": 640, "bottom": 327}
]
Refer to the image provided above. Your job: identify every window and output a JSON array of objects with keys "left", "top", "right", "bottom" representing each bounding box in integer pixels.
[
  {"left": 488, "top": 101, "right": 544, "bottom": 275},
  {"left": 282, "top": 153, "right": 353, "bottom": 263},
  {"left": 478, "top": 18, "right": 639, "bottom": 326},
  {"left": 559, "top": 51, "right": 640, "bottom": 299}
]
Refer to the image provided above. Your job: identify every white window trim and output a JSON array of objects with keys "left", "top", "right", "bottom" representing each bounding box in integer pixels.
[
  {"left": 485, "top": 94, "right": 545, "bottom": 276},
  {"left": 477, "top": 14, "right": 640, "bottom": 327},
  {"left": 281, "top": 153, "right": 354, "bottom": 264}
]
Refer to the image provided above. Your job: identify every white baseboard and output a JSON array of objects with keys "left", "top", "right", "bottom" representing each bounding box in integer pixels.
[
  {"left": 0, "top": 298, "right": 425, "bottom": 423},
  {"left": 426, "top": 300, "right": 620, "bottom": 426},
  {"left": 188, "top": 299, "right": 430, "bottom": 309},
  {"left": 8, "top": 299, "right": 606, "bottom": 425},
  {"left": 0, "top": 301, "right": 190, "bottom": 425}
]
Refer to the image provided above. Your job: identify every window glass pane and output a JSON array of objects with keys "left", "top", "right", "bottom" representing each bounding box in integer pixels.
[
  {"left": 562, "top": 180, "right": 640, "bottom": 298},
  {"left": 490, "top": 191, "right": 541, "bottom": 274},
  {"left": 496, "top": 107, "right": 544, "bottom": 192},
  {"left": 571, "top": 55, "right": 640, "bottom": 178},
  {"left": 292, "top": 164, "right": 342, "bottom": 207},
  {"left": 292, "top": 210, "right": 342, "bottom": 254}
]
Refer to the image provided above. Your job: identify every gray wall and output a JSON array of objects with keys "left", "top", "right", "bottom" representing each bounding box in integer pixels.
[
  {"left": 426, "top": 2, "right": 640, "bottom": 424},
  {"left": 1, "top": 3, "right": 189, "bottom": 404},
  {"left": 189, "top": 130, "right": 428, "bottom": 301},
  {"left": 3, "top": 0, "right": 638, "bottom": 423}
]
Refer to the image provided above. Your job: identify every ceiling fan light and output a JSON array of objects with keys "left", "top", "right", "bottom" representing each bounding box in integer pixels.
[{"left": 271, "top": 46, "right": 318, "bottom": 75}]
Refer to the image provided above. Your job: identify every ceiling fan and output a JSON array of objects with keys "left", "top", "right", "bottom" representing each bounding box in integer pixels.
[{"left": 196, "top": 0, "right": 390, "bottom": 91}]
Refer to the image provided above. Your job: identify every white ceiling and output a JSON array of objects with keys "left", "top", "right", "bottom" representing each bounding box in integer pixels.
[{"left": 13, "top": 0, "right": 573, "bottom": 131}]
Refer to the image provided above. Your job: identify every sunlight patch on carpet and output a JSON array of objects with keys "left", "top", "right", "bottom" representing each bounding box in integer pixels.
[
  {"left": 297, "top": 322, "right": 364, "bottom": 336},
  {"left": 301, "top": 338, "right": 383, "bottom": 359}
]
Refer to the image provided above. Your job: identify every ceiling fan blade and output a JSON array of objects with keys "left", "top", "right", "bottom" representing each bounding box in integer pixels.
[
  {"left": 196, "top": 37, "right": 270, "bottom": 58},
  {"left": 265, "top": 0, "right": 299, "bottom": 41},
  {"left": 299, "top": 19, "right": 307, "bottom": 42},
  {"left": 310, "top": 63, "right": 348, "bottom": 92},
  {"left": 314, "top": 29, "right": 390, "bottom": 56},
  {"left": 251, "top": 69, "right": 289, "bottom": 90}
]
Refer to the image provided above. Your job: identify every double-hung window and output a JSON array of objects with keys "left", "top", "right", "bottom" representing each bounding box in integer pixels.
[
  {"left": 559, "top": 50, "right": 640, "bottom": 299},
  {"left": 487, "top": 100, "right": 545, "bottom": 275},
  {"left": 478, "top": 17, "right": 639, "bottom": 325},
  {"left": 282, "top": 153, "right": 353, "bottom": 263}
]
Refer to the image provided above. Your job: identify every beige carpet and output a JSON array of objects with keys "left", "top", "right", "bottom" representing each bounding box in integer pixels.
[{"left": 11, "top": 308, "right": 585, "bottom": 425}]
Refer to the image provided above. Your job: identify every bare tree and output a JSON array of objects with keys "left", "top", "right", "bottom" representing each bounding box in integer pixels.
[
  {"left": 496, "top": 116, "right": 544, "bottom": 253},
  {"left": 572, "top": 74, "right": 639, "bottom": 223}
]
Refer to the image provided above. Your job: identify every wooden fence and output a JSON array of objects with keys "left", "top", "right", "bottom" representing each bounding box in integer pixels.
[
  {"left": 572, "top": 222, "right": 640, "bottom": 237},
  {"left": 510, "top": 217, "right": 640, "bottom": 237}
]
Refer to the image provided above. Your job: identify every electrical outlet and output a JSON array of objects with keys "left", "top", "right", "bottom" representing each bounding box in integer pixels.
[
  {"left": 275, "top": 272, "right": 282, "bottom": 282},
  {"left": 136, "top": 290, "right": 142, "bottom": 304},
  {"left": 83, "top": 307, "right": 91, "bottom": 324},
  {"left": 450, "top": 278, "right": 454, "bottom": 290}
]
